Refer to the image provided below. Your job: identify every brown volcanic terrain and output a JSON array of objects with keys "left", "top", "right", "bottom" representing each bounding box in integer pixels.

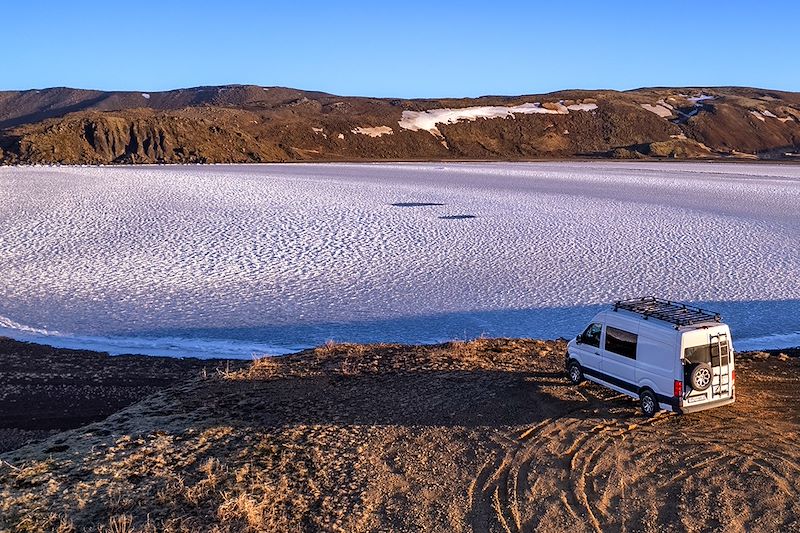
[
  {"left": 0, "top": 338, "right": 241, "bottom": 454},
  {"left": 1, "top": 337, "right": 798, "bottom": 532},
  {"left": 0, "top": 85, "right": 799, "bottom": 164}
]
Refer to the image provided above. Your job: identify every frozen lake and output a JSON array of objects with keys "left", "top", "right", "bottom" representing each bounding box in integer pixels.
[{"left": 1, "top": 162, "right": 799, "bottom": 358}]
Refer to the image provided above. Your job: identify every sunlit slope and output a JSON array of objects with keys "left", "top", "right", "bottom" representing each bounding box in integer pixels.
[{"left": 1, "top": 86, "right": 798, "bottom": 163}]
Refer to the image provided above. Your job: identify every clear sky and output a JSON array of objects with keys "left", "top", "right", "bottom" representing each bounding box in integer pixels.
[{"left": 3, "top": 1, "right": 798, "bottom": 97}]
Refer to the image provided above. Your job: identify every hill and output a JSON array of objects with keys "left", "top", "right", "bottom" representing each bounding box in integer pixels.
[
  {"left": 0, "top": 85, "right": 799, "bottom": 164},
  {"left": 1, "top": 337, "right": 798, "bottom": 532}
]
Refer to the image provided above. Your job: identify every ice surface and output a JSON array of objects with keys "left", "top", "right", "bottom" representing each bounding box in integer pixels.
[
  {"left": 398, "top": 103, "right": 597, "bottom": 135},
  {"left": 1, "top": 162, "right": 799, "bottom": 358}
]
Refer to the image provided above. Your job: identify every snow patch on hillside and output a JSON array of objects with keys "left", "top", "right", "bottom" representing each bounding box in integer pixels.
[
  {"left": 641, "top": 103, "right": 673, "bottom": 118},
  {"left": 351, "top": 126, "right": 394, "bottom": 137},
  {"left": 398, "top": 102, "right": 597, "bottom": 136},
  {"left": 687, "top": 94, "right": 714, "bottom": 103},
  {"left": 566, "top": 103, "right": 598, "bottom": 112},
  {"left": 749, "top": 109, "right": 794, "bottom": 122}
]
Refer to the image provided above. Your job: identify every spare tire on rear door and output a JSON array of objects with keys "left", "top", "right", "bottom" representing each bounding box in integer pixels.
[{"left": 688, "top": 362, "right": 713, "bottom": 391}]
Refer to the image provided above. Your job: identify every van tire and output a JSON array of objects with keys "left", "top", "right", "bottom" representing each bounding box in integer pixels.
[
  {"left": 689, "top": 363, "right": 713, "bottom": 391},
  {"left": 640, "top": 390, "right": 658, "bottom": 417},
  {"left": 567, "top": 361, "right": 584, "bottom": 384}
]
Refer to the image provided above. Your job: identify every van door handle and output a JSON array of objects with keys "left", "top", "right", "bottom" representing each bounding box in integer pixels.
[{"left": 594, "top": 351, "right": 600, "bottom": 355}]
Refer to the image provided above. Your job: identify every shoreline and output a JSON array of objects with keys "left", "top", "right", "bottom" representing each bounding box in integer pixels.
[
  {"left": 0, "top": 324, "right": 798, "bottom": 361},
  {"left": 4, "top": 158, "right": 800, "bottom": 167},
  {"left": 1, "top": 335, "right": 797, "bottom": 454}
]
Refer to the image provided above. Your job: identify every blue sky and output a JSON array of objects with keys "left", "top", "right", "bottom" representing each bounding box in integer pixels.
[{"left": 3, "top": 1, "right": 798, "bottom": 97}]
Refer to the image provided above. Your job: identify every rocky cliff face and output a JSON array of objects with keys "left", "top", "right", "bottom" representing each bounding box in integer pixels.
[
  {"left": 1, "top": 85, "right": 798, "bottom": 164},
  {"left": 6, "top": 111, "right": 288, "bottom": 164}
]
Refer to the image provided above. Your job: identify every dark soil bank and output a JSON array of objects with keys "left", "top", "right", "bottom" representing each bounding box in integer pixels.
[{"left": 0, "top": 337, "right": 241, "bottom": 452}]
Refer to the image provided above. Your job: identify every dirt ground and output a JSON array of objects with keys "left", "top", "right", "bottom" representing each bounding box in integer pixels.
[
  {"left": 0, "top": 337, "right": 242, "bottom": 453},
  {"left": 0, "top": 338, "right": 798, "bottom": 532}
]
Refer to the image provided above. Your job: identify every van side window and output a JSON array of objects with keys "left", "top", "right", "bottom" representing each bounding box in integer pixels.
[
  {"left": 580, "top": 323, "right": 602, "bottom": 348},
  {"left": 605, "top": 326, "right": 638, "bottom": 359}
]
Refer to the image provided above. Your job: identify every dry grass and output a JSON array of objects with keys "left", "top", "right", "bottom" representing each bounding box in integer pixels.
[
  {"left": 215, "top": 360, "right": 237, "bottom": 379},
  {"left": 224, "top": 354, "right": 285, "bottom": 381},
  {"left": 99, "top": 514, "right": 134, "bottom": 533},
  {"left": 448, "top": 339, "right": 485, "bottom": 363},
  {"left": 185, "top": 458, "right": 225, "bottom": 504},
  {"left": 217, "top": 491, "right": 272, "bottom": 531},
  {"left": 225, "top": 338, "right": 551, "bottom": 384},
  {"left": 339, "top": 344, "right": 367, "bottom": 376},
  {"left": 314, "top": 339, "right": 341, "bottom": 360},
  {"left": 247, "top": 355, "right": 282, "bottom": 377}
]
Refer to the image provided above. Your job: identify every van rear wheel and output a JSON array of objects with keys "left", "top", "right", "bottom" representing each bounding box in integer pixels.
[
  {"left": 567, "top": 361, "right": 584, "bottom": 384},
  {"left": 640, "top": 390, "right": 658, "bottom": 417}
]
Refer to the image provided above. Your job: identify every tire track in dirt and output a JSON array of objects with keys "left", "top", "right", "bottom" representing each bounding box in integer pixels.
[
  {"left": 468, "top": 434, "right": 520, "bottom": 532},
  {"left": 467, "top": 381, "right": 632, "bottom": 532},
  {"left": 465, "top": 372, "right": 800, "bottom": 533}
]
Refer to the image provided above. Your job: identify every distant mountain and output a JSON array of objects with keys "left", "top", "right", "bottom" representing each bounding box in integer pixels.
[{"left": 0, "top": 85, "right": 798, "bottom": 164}]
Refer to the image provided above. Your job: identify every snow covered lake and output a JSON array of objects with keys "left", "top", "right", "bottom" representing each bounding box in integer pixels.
[{"left": 1, "top": 162, "right": 799, "bottom": 358}]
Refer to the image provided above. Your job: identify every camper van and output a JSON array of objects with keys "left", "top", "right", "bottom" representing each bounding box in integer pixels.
[{"left": 565, "top": 297, "right": 735, "bottom": 416}]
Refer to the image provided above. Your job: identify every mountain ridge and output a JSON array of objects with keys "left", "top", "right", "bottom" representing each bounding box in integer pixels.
[{"left": 1, "top": 85, "right": 798, "bottom": 164}]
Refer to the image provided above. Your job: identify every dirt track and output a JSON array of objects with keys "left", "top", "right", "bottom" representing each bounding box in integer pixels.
[
  {"left": 0, "top": 339, "right": 798, "bottom": 532},
  {"left": 468, "top": 366, "right": 800, "bottom": 533}
]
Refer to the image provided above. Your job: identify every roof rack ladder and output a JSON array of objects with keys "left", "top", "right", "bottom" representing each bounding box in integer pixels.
[{"left": 710, "top": 333, "right": 731, "bottom": 398}]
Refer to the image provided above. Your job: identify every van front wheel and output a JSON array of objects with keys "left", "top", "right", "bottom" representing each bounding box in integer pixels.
[
  {"left": 640, "top": 390, "right": 658, "bottom": 417},
  {"left": 567, "top": 361, "right": 584, "bottom": 384}
]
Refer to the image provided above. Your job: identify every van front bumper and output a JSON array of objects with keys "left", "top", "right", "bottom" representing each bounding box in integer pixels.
[{"left": 674, "top": 396, "right": 735, "bottom": 414}]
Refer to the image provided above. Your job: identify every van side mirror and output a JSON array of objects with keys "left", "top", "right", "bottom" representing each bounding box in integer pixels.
[{"left": 576, "top": 334, "right": 582, "bottom": 344}]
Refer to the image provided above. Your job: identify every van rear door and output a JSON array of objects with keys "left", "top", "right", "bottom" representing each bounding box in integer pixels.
[{"left": 682, "top": 326, "right": 734, "bottom": 406}]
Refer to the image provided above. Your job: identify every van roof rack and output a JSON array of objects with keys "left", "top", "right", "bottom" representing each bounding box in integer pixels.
[{"left": 613, "top": 296, "right": 721, "bottom": 327}]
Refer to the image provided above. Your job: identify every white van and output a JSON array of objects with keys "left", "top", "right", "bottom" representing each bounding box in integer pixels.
[{"left": 565, "top": 297, "right": 735, "bottom": 416}]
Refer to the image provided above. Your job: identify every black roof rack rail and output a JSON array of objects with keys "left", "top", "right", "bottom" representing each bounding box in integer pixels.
[{"left": 612, "top": 296, "right": 721, "bottom": 328}]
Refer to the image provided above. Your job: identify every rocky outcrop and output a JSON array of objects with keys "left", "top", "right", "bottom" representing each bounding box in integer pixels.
[
  {"left": 8, "top": 111, "right": 291, "bottom": 164},
  {"left": 646, "top": 139, "right": 713, "bottom": 158}
]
